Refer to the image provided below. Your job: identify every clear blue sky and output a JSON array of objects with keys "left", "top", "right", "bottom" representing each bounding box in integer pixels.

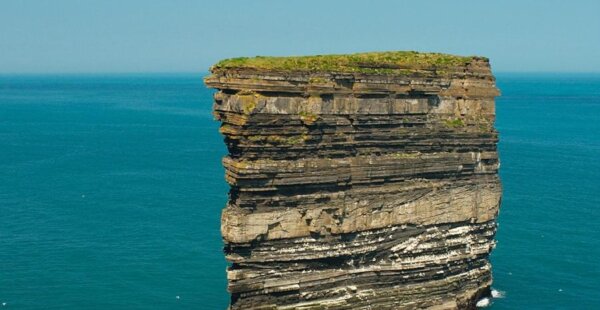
[{"left": 2, "top": 0, "right": 599, "bottom": 73}]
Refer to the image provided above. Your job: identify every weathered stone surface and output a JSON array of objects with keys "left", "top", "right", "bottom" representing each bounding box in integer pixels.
[{"left": 205, "top": 51, "right": 501, "bottom": 309}]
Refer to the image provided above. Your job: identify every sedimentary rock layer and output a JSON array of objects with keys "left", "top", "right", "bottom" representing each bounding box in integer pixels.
[{"left": 206, "top": 51, "right": 501, "bottom": 309}]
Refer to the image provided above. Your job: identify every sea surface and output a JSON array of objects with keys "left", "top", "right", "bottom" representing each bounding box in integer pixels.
[{"left": 1, "top": 73, "right": 599, "bottom": 309}]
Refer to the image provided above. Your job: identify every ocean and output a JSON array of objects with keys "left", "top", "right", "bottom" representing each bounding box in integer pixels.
[{"left": 1, "top": 73, "right": 599, "bottom": 309}]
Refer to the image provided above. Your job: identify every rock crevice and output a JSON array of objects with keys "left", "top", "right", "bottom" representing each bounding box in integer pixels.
[{"left": 206, "top": 51, "right": 501, "bottom": 309}]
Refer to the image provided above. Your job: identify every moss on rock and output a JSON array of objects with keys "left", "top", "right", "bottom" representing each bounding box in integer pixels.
[{"left": 445, "top": 118, "right": 465, "bottom": 128}]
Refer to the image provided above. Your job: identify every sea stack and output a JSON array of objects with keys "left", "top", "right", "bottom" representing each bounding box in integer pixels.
[{"left": 205, "top": 51, "right": 501, "bottom": 309}]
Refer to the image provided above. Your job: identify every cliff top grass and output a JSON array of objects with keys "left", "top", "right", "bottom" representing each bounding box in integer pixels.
[{"left": 211, "top": 51, "right": 485, "bottom": 75}]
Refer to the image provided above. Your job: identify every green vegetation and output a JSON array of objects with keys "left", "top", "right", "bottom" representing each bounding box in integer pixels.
[
  {"left": 213, "top": 51, "right": 481, "bottom": 74},
  {"left": 445, "top": 118, "right": 465, "bottom": 128},
  {"left": 246, "top": 134, "right": 308, "bottom": 145},
  {"left": 308, "top": 77, "right": 329, "bottom": 84},
  {"left": 298, "top": 111, "right": 318, "bottom": 124},
  {"left": 238, "top": 93, "right": 258, "bottom": 114},
  {"left": 285, "top": 134, "right": 309, "bottom": 145},
  {"left": 247, "top": 135, "right": 264, "bottom": 142}
]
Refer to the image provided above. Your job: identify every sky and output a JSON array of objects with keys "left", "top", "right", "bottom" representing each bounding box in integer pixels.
[{"left": 1, "top": 0, "right": 599, "bottom": 73}]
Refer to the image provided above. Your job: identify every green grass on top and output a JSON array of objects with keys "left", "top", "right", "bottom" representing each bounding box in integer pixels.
[{"left": 212, "top": 51, "right": 482, "bottom": 74}]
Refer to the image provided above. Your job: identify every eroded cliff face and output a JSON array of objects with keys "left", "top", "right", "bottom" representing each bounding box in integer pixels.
[{"left": 205, "top": 52, "right": 501, "bottom": 309}]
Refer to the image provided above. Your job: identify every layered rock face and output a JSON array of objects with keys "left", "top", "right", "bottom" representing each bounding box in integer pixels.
[{"left": 205, "top": 52, "right": 501, "bottom": 309}]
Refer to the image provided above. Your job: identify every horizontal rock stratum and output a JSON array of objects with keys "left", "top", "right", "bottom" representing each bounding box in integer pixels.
[{"left": 205, "top": 51, "right": 501, "bottom": 309}]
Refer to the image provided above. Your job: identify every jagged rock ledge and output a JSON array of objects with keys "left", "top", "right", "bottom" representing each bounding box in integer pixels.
[{"left": 205, "top": 51, "right": 501, "bottom": 309}]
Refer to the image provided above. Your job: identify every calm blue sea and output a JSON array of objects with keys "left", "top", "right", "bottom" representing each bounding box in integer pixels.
[{"left": 1, "top": 73, "right": 599, "bottom": 309}]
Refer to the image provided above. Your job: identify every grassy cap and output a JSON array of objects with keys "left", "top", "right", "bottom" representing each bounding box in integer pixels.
[{"left": 211, "top": 51, "right": 487, "bottom": 75}]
